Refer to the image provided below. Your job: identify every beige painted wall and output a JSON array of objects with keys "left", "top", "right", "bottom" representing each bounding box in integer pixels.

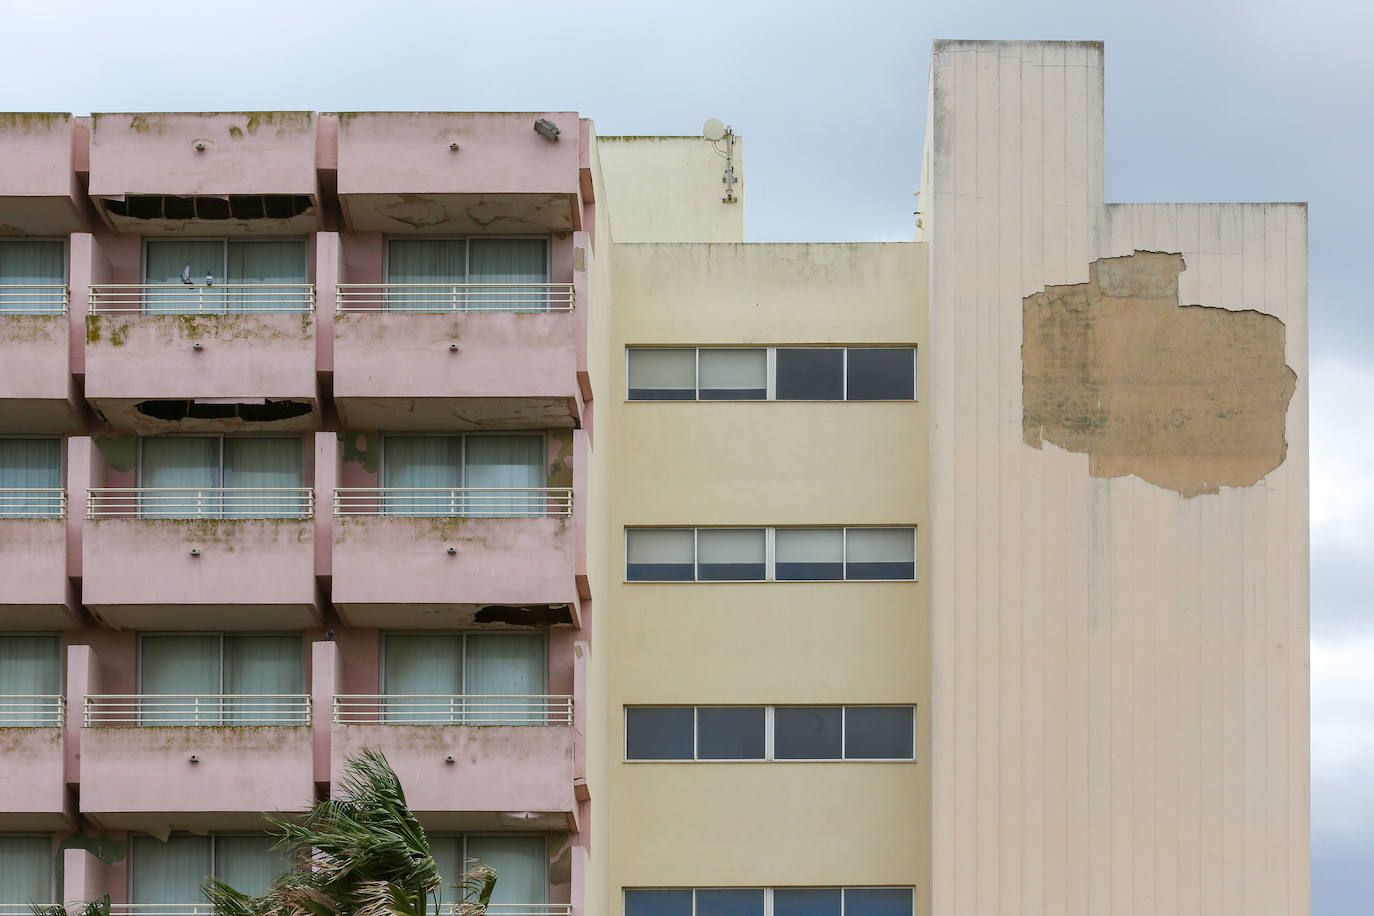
[
  {"left": 599, "top": 240, "right": 931, "bottom": 911},
  {"left": 927, "top": 40, "right": 1309, "bottom": 916},
  {"left": 597, "top": 137, "right": 745, "bottom": 243}
]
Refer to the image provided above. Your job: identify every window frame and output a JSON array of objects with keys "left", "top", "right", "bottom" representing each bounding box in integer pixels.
[
  {"left": 624, "top": 527, "right": 917, "bottom": 583},
  {"left": 377, "top": 431, "right": 549, "bottom": 490},
  {"left": 428, "top": 832, "right": 550, "bottom": 903},
  {"left": 623, "top": 886, "right": 918, "bottom": 916},
  {"left": 623, "top": 705, "right": 917, "bottom": 763},
  {"left": 381, "top": 235, "right": 553, "bottom": 284},
  {"left": 378, "top": 630, "right": 551, "bottom": 699},
  {"left": 135, "top": 435, "right": 306, "bottom": 488},
  {"left": 625, "top": 346, "right": 917, "bottom": 402},
  {"left": 141, "top": 236, "right": 311, "bottom": 285},
  {"left": 127, "top": 832, "right": 294, "bottom": 900},
  {"left": 0, "top": 833, "right": 57, "bottom": 904},
  {"left": 136, "top": 632, "right": 306, "bottom": 695},
  {"left": 0, "top": 237, "right": 70, "bottom": 282}
]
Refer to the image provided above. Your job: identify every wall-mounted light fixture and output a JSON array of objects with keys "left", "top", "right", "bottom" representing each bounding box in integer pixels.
[{"left": 534, "top": 118, "right": 561, "bottom": 142}]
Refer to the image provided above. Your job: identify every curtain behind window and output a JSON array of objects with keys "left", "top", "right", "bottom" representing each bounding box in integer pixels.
[
  {"left": 0, "top": 241, "right": 65, "bottom": 314},
  {"left": 227, "top": 240, "right": 307, "bottom": 312},
  {"left": 0, "top": 635, "right": 60, "bottom": 727},
  {"left": 465, "top": 836, "right": 545, "bottom": 905},
  {"left": 224, "top": 438, "right": 301, "bottom": 518},
  {"left": 383, "top": 635, "right": 462, "bottom": 724},
  {"left": 468, "top": 239, "right": 547, "bottom": 311},
  {"left": 429, "top": 836, "right": 464, "bottom": 904},
  {"left": 465, "top": 634, "right": 545, "bottom": 725},
  {"left": 224, "top": 636, "right": 301, "bottom": 724},
  {"left": 145, "top": 240, "right": 224, "bottom": 313},
  {"left": 0, "top": 836, "right": 52, "bottom": 903},
  {"left": 464, "top": 436, "right": 543, "bottom": 517},
  {"left": 215, "top": 836, "right": 289, "bottom": 897},
  {"left": 131, "top": 835, "right": 210, "bottom": 903},
  {"left": 140, "top": 635, "right": 220, "bottom": 725},
  {"left": 141, "top": 437, "right": 219, "bottom": 518},
  {"left": 387, "top": 239, "right": 465, "bottom": 311},
  {"left": 0, "top": 438, "right": 61, "bottom": 517},
  {"left": 383, "top": 437, "right": 462, "bottom": 516}
]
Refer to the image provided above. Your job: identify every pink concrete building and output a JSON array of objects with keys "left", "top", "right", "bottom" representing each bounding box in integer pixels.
[{"left": 0, "top": 110, "right": 592, "bottom": 914}]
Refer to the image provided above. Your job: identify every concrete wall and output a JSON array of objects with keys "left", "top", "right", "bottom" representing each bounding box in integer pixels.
[
  {"left": 597, "top": 137, "right": 744, "bottom": 243},
  {"left": 925, "top": 40, "right": 1309, "bottom": 916}
]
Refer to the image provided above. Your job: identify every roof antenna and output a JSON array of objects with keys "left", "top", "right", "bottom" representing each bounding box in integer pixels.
[{"left": 703, "top": 118, "right": 739, "bottom": 204}]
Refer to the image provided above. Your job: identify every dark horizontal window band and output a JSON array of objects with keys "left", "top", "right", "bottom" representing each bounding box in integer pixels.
[
  {"left": 625, "top": 706, "right": 916, "bottom": 762},
  {"left": 626, "top": 888, "right": 915, "bottom": 916},
  {"left": 627, "top": 563, "right": 695, "bottom": 582},
  {"left": 844, "top": 562, "right": 916, "bottom": 581},
  {"left": 774, "top": 562, "right": 844, "bottom": 581},
  {"left": 697, "top": 562, "right": 766, "bottom": 581},
  {"left": 628, "top": 387, "right": 696, "bottom": 401},
  {"left": 698, "top": 388, "right": 767, "bottom": 400},
  {"left": 627, "top": 347, "right": 916, "bottom": 401}
]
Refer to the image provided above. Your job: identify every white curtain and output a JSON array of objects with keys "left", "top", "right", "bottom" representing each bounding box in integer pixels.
[
  {"left": 384, "top": 437, "right": 462, "bottom": 516},
  {"left": 215, "top": 835, "right": 289, "bottom": 897},
  {"left": 0, "top": 635, "right": 60, "bottom": 726},
  {"left": 465, "top": 836, "right": 546, "bottom": 905},
  {"left": 383, "top": 635, "right": 462, "bottom": 724},
  {"left": 0, "top": 438, "right": 61, "bottom": 517},
  {"left": 387, "top": 239, "right": 465, "bottom": 311},
  {"left": 141, "top": 437, "right": 220, "bottom": 518},
  {"left": 224, "top": 438, "right": 301, "bottom": 518},
  {"left": 429, "top": 836, "right": 464, "bottom": 904},
  {"left": 131, "top": 835, "right": 210, "bottom": 903},
  {"left": 465, "top": 634, "right": 545, "bottom": 725},
  {"left": 224, "top": 636, "right": 301, "bottom": 724},
  {"left": 227, "top": 240, "right": 307, "bottom": 312},
  {"left": 626, "top": 349, "right": 696, "bottom": 400},
  {"left": 145, "top": 240, "right": 224, "bottom": 313},
  {"left": 0, "top": 836, "right": 52, "bottom": 903},
  {"left": 697, "top": 349, "right": 767, "bottom": 399},
  {"left": 0, "top": 240, "right": 65, "bottom": 314},
  {"left": 140, "top": 635, "right": 220, "bottom": 725},
  {"left": 468, "top": 239, "right": 548, "bottom": 311},
  {"left": 464, "top": 436, "right": 543, "bottom": 517}
]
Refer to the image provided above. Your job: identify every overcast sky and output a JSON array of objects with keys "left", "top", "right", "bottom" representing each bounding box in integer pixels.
[{"left": 7, "top": 0, "right": 1369, "bottom": 909}]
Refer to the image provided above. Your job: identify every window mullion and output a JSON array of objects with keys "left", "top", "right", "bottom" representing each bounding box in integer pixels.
[
  {"left": 765, "top": 527, "right": 775, "bottom": 581},
  {"left": 842, "top": 347, "right": 848, "bottom": 401},
  {"left": 694, "top": 348, "right": 701, "bottom": 401},
  {"left": 840, "top": 706, "right": 848, "bottom": 761},
  {"left": 692, "top": 706, "right": 700, "bottom": 761},
  {"left": 765, "top": 706, "right": 774, "bottom": 760},
  {"left": 693, "top": 528, "right": 700, "bottom": 582},
  {"left": 767, "top": 347, "right": 776, "bottom": 400}
]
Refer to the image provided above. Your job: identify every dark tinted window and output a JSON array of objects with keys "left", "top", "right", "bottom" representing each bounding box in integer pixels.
[
  {"left": 625, "top": 890, "right": 694, "bottom": 916},
  {"left": 844, "top": 707, "right": 915, "bottom": 759},
  {"left": 844, "top": 889, "right": 913, "bottom": 916},
  {"left": 696, "top": 889, "right": 766, "bottom": 916},
  {"left": 773, "top": 706, "right": 843, "bottom": 759},
  {"left": 776, "top": 349, "right": 844, "bottom": 400},
  {"left": 845, "top": 348, "right": 914, "bottom": 400},
  {"left": 696, "top": 707, "right": 765, "bottom": 759},
  {"left": 773, "top": 889, "right": 842, "bottom": 916},
  {"left": 626, "top": 529, "right": 695, "bottom": 581},
  {"left": 626, "top": 707, "right": 694, "bottom": 760}
]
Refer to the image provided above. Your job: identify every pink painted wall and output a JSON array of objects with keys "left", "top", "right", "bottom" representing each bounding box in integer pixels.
[
  {"left": 0, "top": 113, "right": 83, "bottom": 234},
  {"left": 0, "top": 314, "right": 76, "bottom": 432},
  {"left": 0, "top": 727, "right": 71, "bottom": 830},
  {"left": 0, "top": 519, "right": 73, "bottom": 625},
  {"left": 88, "top": 112, "right": 318, "bottom": 198}
]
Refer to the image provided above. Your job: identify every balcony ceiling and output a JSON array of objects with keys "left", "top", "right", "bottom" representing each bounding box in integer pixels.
[{"left": 338, "top": 192, "right": 579, "bottom": 234}]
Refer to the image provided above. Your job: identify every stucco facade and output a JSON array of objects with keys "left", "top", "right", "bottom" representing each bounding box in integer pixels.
[{"left": 0, "top": 39, "right": 1306, "bottom": 916}]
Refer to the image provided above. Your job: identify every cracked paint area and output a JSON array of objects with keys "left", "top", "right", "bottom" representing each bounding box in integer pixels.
[{"left": 1022, "top": 250, "right": 1297, "bottom": 497}]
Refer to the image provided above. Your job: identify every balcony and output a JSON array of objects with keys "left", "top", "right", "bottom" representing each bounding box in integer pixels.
[
  {"left": 331, "top": 695, "right": 575, "bottom": 831},
  {"left": 0, "top": 695, "right": 71, "bottom": 829},
  {"left": 0, "top": 492, "right": 76, "bottom": 628},
  {"left": 80, "top": 694, "right": 314, "bottom": 833},
  {"left": 0, "top": 288, "right": 79, "bottom": 433},
  {"left": 335, "top": 112, "right": 583, "bottom": 234},
  {"left": 0, "top": 113, "right": 85, "bottom": 235},
  {"left": 330, "top": 488, "right": 578, "bottom": 628},
  {"left": 84, "top": 285, "right": 319, "bottom": 433},
  {"left": 332, "top": 285, "right": 580, "bottom": 430},
  {"left": 82, "top": 488, "right": 320, "bottom": 630}
]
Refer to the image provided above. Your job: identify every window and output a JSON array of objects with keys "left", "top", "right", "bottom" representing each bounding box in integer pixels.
[
  {"left": 386, "top": 237, "right": 550, "bottom": 311},
  {"left": 624, "top": 706, "right": 916, "bottom": 761},
  {"left": 131, "top": 834, "right": 290, "bottom": 900},
  {"left": 626, "top": 888, "right": 914, "bottom": 916},
  {"left": 0, "top": 240, "right": 65, "bottom": 314},
  {"left": 626, "top": 528, "right": 916, "bottom": 582},
  {"left": 0, "top": 836, "right": 53, "bottom": 903},
  {"left": 139, "top": 634, "right": 303, "bottom": 725},
  {"left": 0, "top": 635, "right": 61, "bottom": 727},
  {"left": 431, "top": 835, "right": 547, "bottom": 907},
  {"left": 382, "top": 632, "right": 548, "bottom": 724},
  {"left": 0, "top": 439, "right": 62, "bottom": 518},
  {"left": 139, "top": 436, "right": 303, "bottom": 518},
  {"left": 382, "top": 434, "right": 545, "bottom": 517},
  {"left": 627, "top": 347, "right": 914, "bottom": 401},
  {"left": 143, "top": 238, "right": 309, "bottom": 313}
]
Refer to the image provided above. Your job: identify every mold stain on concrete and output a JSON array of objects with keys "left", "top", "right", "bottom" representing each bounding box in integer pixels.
[
  {"left": 1022, "top": 250, "right": 1297, "bottom": 498},
  {"left": 94, "top": 433, "right": 137, "bottom": 472}
]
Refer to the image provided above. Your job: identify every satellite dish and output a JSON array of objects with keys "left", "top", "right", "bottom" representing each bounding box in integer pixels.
[{"left": 702, "top": 118, "right": 726, "bottom": 141}]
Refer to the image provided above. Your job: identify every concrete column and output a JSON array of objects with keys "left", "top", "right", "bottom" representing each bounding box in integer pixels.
[
  {"left": 314, "top": 231, "right": 339, "bottom": 373},
  {"left": 311, "top": 639, "right": 340, "bottom": 786},
  {"left": 314, "top": 431, "right": 337, "bottom": 578},
  {"left": 64, "top": 644, "right": 99, "bottom": 786}
]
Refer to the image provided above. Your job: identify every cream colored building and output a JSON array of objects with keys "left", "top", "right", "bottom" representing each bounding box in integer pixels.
[{"left": 587, "top": 39, "right": 1308, "bottom": 916}]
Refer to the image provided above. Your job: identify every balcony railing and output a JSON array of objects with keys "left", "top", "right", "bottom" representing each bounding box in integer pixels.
[
  {"left": 0, "top": 488, "right": 66, "bottom": 519},
  {"left": 0, "top": 284, "right": 69, "bottom": 315},
  {"left": 0, "top": 694, "right": 64, "bottom": 727},
  {"left": 89, "top": 284, "right": 316, "bottom": 314},
  {"left": 334, "top": 695, "right": 573, "bottom": 726},
  {"left": 334, "top": 488, "right": 572, "bottom": 518},
  {"left": 0, "top": 907, "right": 62, "bottom": 916},
  {"left": 336, "top": 283, "right": 574, "bottom": 313},
  {"left": 85, "top": 694, "right": 311, "bottom": 726},
  {"left": 438, "top": 907, "right": 572, "bottom": 916},
  {"left": 88, "top": 487, "right": 314, "bottom": 520},
  {"left": 108, "top": 905, "right": 213, "bottom": 916}
]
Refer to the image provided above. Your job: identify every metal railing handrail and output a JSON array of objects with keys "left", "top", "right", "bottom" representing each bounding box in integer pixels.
[
  {"left": 436, "top": 907, "right": 573, "bottom": 916},
  {"left": 333, "top": 487, "right": 572, "bottom": 518},
  {"left": 90, "top": 283, "right": 316, "bottom": 315},
  {"left": 87, "top": 487, "right": 314, "bottom": 520},
  {"left": 334, "top": 694, "right": 574, "bottom": 726},
  {"left": 0, "top": 284, "right": 70, "bottom": 315},
  {"left": 107, "top": 905, "right": 214, "bottom": 916},
  {"left": 0, "top": 694, "right": 65, "bottom": 727},
  {"left": 336, "top": 281, "right": 574, "bottom": 313},
  {"left": 85, "top": 693, "right": 311, "bottom": 726},
  {"left": 0, "top": 487, "right": 66, "bottom": 519}
]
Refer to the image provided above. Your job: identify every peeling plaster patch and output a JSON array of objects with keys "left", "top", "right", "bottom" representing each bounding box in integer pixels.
[
  {"left": 473, "top": 604, "right": 574, "bottom": 627},
  {"left": 548, "top": 830, "right": 572, "bottom": 884},
  {"left": 341, "top": 430, "right": 380, "bottom": 473},
  {"left": 548, "top": 429, "right": 574, "bottom": 488},
  {"left": 379, "top": 195, "right": 451, "bottom": 228},
  {"left": 94, "top": 433, "right": 137, "bottom": 472},
  {"left": 1022, "top": 250, "right": 1297, "bottom": 497}
]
